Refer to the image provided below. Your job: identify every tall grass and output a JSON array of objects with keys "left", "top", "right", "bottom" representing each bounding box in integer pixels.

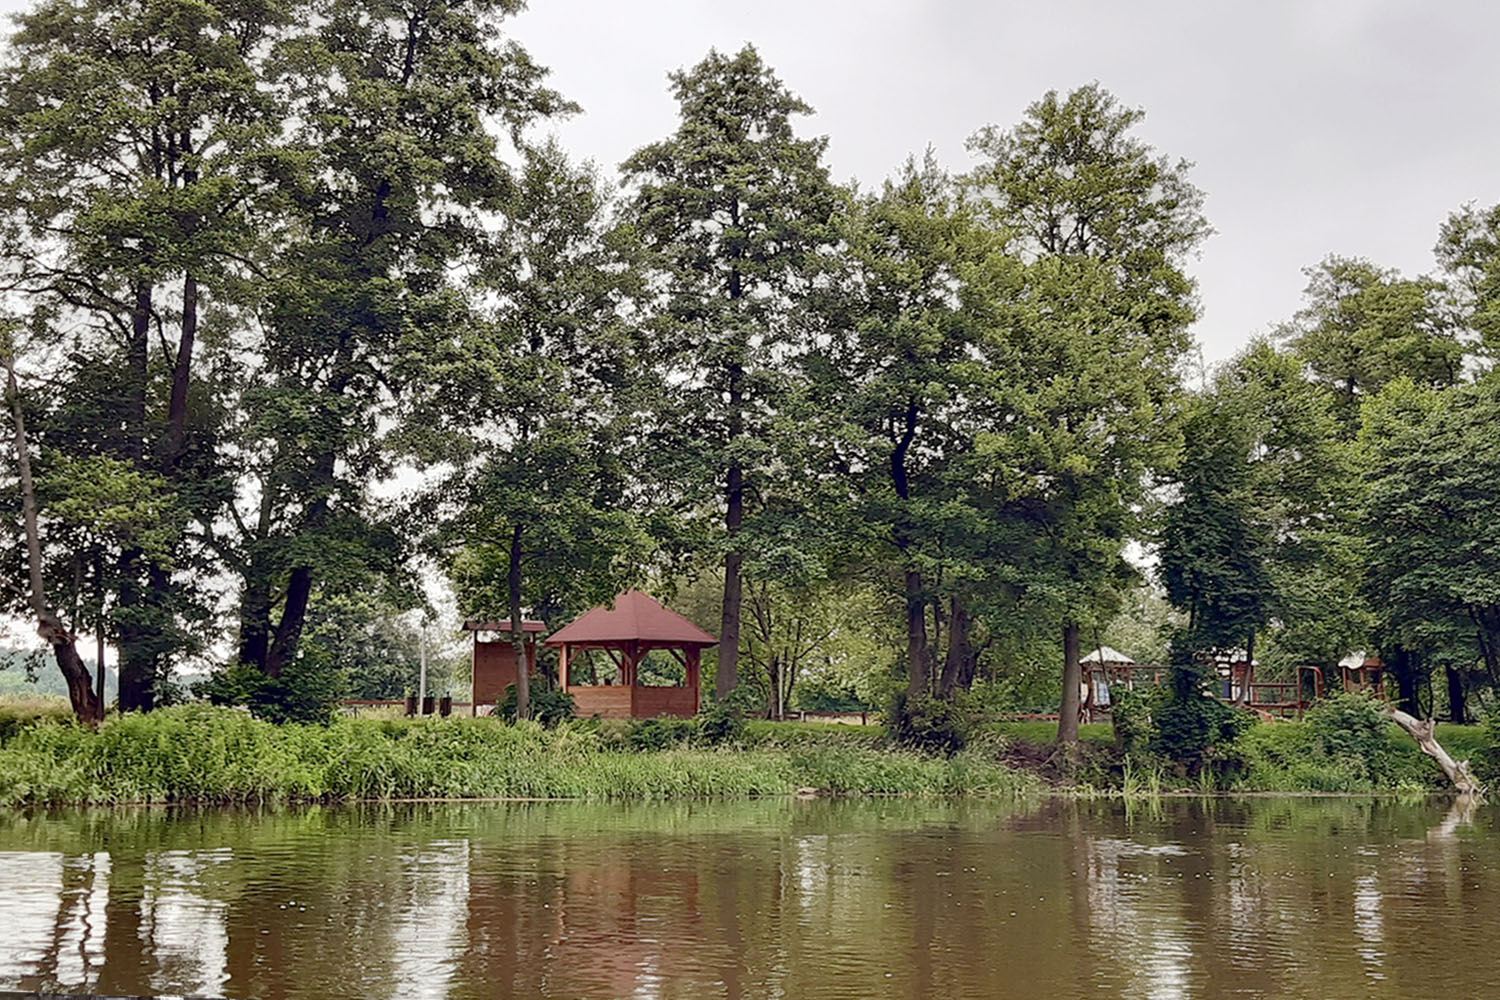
[{"left": 0, "top": 705, "right": 1039, "bottom": 807}]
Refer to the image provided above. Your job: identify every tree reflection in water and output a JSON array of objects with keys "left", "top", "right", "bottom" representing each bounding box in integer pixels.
[{"left": 0, "top": 797, "right": 1494, "bottom": 999}]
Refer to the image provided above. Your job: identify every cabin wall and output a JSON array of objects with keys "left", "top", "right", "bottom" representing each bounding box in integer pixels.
[
  {"left": 633, "top": 685, "right": 697, "bottom": 718},
  {"left": 473, "top": 640, "right": 537, "bottom": 709}
]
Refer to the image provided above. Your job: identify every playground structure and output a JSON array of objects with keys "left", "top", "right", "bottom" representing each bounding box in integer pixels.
[{"left": 1072, "top": 645, "right": 1380, "bottom": 724}]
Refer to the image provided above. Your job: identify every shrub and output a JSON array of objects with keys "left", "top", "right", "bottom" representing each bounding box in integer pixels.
[
  {"left": 497, "top": 684, "right": 576, "bottom": 728},
  {"left": 1109, "top": 685, "right": 1165, "bottom": 758},
  {"left": 628, "top": 717, "right": 698, "bottom": 750},
  {"left": 198, "top": 659, "right": 344, "bottom": 725},
  {"left": 0, "top": 696, "right": 74, "bottom": 745},
  {"left": 697, "top": 686, "right": 757, "bottom": 747},
  {"left": 1473, "top": 715, "right": 1500, "bottom": 785},
  {"left": 1148, "top": 642, "right": 1247, "bottom": 779},
  {"left": 887, "top": 692, "right": 970, "bottom": 755}
]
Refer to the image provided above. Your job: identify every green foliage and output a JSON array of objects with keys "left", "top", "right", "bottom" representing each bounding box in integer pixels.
[
  {"left": 1285, "top": 256, "right": 1465, "bottom": 427},
  {"left": 786, "top": 744, "right": 1038, "bottom": 797},
  {"left": 1466, "top": 714, "right": 1500, "bottom": 785},
  {"left": 497, "top": 684, "right": 575, "bottom": 729},
  {"left": 1231, "top": 697, "right": 1439, "bottom": 792},
  {"left": 0, "top": 706, "right": 1037, "bottom": 806},
  {"left": 1109, "top": 685, "right": 1167, "bottom": 758},
  {"left": 627, "top": 717, "right": 699, "bottom": 751},
  {"left": 887, "top": 692, "right": 971, "bottom": 755},
  {"left": 0, "top": 695, "right": 74, "bottom": 745},
  {"left": 198, "top": 659, "right": 345, "bottom": 726},
  {"left": 1147, "top": 641, "right": 1248, "bottom": 777},
  {"left": 698, "top": 686, "right": 759, "bottom": 746},
  {"left": 742, "top": 720, "right": 885, "bottom": 749},
  {"left": 1360, "top": 375, "right": 1500, "bottom": 681}
]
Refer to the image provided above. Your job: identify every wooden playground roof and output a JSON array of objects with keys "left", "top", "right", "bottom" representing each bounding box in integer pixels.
[{"left": 545, "top": 590, "right": 716, "bottom": 649}]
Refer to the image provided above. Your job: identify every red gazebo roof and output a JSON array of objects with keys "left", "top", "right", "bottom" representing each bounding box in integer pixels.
[{"left": 545, "top": 590, "right": 716, "bottom": 648}]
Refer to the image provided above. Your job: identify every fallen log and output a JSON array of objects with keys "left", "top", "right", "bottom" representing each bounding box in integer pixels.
[{"left": 1388, "top": 708, "right": 1482, "bottom": 796}]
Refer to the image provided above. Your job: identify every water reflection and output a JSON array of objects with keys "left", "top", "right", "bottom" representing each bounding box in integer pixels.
[{"left": 0, "top": 798, "right": 1495, "bottom": 999}]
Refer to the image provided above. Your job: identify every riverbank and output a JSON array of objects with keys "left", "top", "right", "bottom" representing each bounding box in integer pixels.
[
  {"left": 0, "top": 701, "right": 1487, "bottom": 806},
  {"left": 0, "top": 704, "right": 1038, "bottom": 806}
]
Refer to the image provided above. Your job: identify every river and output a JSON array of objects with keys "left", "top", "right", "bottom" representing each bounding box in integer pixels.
[{"left": 0, "top": 797, "right": 1490, "bottom": 999}]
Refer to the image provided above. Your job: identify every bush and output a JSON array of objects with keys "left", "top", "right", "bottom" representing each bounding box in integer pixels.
[
  {"left": 0, "top": 696, "right": 75, "bottom": 745},
  {"left": 887, "top": 692, "right": 970, "bottom": 755},
  {"left": 1147, "top": 642, "right": 1248, "bottom": 779},
  {"left": 1472, "top": 715, "right": 1500, "bottom": 785},
  {"left": 198, "top": 659, "right": 344, "bottom": 725},
  {"left": 1230, "top": 694, "right": 1439, "bottom": 792},
  {"left": 697, "top": 686, "right": 757, "bottom": 747},
  {"left": 1305, "top": 693, "right": 1395, "bottom": 781},
  {"left": 1109, "top": 685, "right": 1165, "bottom": 758},
  {"left": 497, "top": 684, "right": 576, "bottom": 728},
  {"left": 628, "top": 717, "right": 698, "bottom": 750}
]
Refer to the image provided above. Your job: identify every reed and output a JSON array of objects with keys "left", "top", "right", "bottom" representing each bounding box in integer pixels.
[{"left": 0, "top": 705, "right": 1038, "bottom": 807}]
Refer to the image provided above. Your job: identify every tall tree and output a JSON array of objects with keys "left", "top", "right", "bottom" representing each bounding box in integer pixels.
[
  {"left": 404, "top": 142, "right": 647, "bottom": 719},
  {"left": 0, "top": 0, "right": 287, "bottom": 709},
  {"left": 621, "top": 45, "right": 841, "bottom": 698},
  {"left": 1360, "top": 374, "right": 1500, "bottom": 703},
  {"left": 964, "top": 83, "right": 1208, "bottom": 740},
  {"left": 229, "top": 0, "right": 571, "bottom": 681},
  {"left": 813, "top": 155, "right": 1002, "bottom": 699},
  {"left": 1437, "top": 201, "right": 1500, "bottom": 364},
  {"left": 1283, "top": 255, "right": 1465, "bottom": 430}
]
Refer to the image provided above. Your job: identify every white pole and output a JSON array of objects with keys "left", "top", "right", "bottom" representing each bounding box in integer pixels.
[{"left": 418, "top": 623, "right": 428, "bottom": 715}]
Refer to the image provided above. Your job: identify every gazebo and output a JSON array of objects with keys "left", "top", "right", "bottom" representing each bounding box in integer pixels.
[{"left": 546, "top": 590, "right": 717, "bottom": 719}]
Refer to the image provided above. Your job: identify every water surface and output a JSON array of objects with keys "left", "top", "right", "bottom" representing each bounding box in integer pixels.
[{"left": 0, "top": 797, "right": 1492, "bottom": 999}]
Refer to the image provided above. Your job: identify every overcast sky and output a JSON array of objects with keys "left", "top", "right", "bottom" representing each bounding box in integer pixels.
[{"left": 4, "top": 0, "right": 1498, "bottom": 364}]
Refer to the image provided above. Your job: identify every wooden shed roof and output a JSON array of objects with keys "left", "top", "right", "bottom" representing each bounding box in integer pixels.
[
  {"left": 545, "top": 590, "right": 716, "bottom": 648},
  {"left": 463, "top": 619, "right": 548, "bottom": 634}
]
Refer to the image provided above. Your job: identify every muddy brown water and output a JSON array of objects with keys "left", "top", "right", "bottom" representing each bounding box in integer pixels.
[{"left": 0, "top": 797, "right": 1493, "bottom": 999}]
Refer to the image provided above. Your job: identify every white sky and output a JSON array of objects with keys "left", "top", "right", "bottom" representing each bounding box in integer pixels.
[
  {"left": 3, "top": 0, "right": 1497, "bottom": 363},
  {"left": 504, "top": 0, "right": 1500, "bottom": 363}
]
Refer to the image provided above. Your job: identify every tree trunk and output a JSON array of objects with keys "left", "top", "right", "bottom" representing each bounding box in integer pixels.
[
  {"left": 1388, "top": 708, "right": 1481, "bottom": 795},
  {"left": 236, "top": 568, "right": 273, "bottom": 672},
  {"left": 891, "top": 397, "right": 929, "bottom": 698},
  {"left": 165, "top": 273, "right": 198, "bottom": 464},
  {"left": 1058, "top": 622, "right": 1081, "bottom": 744},
  {"left": 265, "top": 565, "right": 313, "bottom": 678},
  {"left": 1447, "top": 666, "right": 1467, "bottom": 724},
  {"left": 509, "top": 522, "right": 530, "bottom": 721},
  {"left": 95, "top": 629, "right": 107, "bottom": 722},
  {"left": 116, "top": 280, "right": 156, "bottom": 711},
  {"left": 904, "top": 569, "right": 930, "bottom": 698},
  {"left": 937, "top": 596, "right": 970, "bottom": 700},
  {"left": 1392, "top": 646, "right": 1421, "bottom": 717},
  {"left": 5, "top": 351, "right": 100, "bottom": 724},
  {"left": 718, "top": 455, "right": 744, "bottom": 700}
]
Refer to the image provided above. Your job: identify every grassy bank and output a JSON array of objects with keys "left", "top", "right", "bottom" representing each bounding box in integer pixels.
[{"left": 0, "top": 704, "right": 1038, "bottom": 807}]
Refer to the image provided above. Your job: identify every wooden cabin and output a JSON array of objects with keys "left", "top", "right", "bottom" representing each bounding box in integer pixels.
[
  {"left": 546, "top": 591, "right": 717, "bottom": 719},
  {"left": 464, "top": 619, "right": 546, "bottom": 716}
]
